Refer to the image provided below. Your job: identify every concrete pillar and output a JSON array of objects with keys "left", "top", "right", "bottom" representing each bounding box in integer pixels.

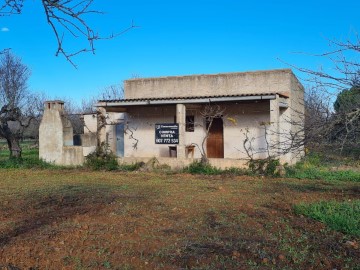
[
  {"left": 269, "top": 95, "right": 280, "bottom": 157},
  {"left": 176, "top": 103, "right": 186, "bottom": 158},
  {"left": 97, "top": 107, "right": 107, "bottom": 147}
]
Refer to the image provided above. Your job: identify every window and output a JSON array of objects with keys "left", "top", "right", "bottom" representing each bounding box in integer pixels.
[{"left": 186, "top": 115, "right": 195, "bottom": 132}]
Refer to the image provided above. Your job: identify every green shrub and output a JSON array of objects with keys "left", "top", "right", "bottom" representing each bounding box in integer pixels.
[
  {"left": 248, "top": 158, "right": 280, "bottom": 176},
  {"left": 294, "top": 200, "right": 360, "bottom": 237},
  {"left": 118, "top": 162, "right": 143, "bottom": 171},
  {"left": 85, "top": 143, "right": 118, "bottom": 171},
  {"left": 185, "top": 161, "right": 221, "bottom": 175}
]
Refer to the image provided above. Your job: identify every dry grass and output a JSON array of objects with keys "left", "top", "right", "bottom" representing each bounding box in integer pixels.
[{"left": 0, "top": 169, "right": 359, "bottom": 269}]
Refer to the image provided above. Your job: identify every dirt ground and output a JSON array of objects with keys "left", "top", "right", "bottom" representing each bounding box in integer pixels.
[{"left": 0, "top": 169, "right": 359, "bottom": 269}]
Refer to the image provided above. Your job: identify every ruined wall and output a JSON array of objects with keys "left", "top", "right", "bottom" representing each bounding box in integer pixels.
[{"left": 39, "top": 101, "right": 91, "bottom": 166}]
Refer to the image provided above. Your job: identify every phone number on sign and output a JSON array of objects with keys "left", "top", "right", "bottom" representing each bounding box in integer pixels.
[{"left": 155, "top": 138, "right": 179, "bottom": 144}]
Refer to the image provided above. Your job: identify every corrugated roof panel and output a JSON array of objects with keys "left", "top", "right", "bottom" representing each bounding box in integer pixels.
[{"left": 98, "top": 93, "right": 288, "bottom": 103}]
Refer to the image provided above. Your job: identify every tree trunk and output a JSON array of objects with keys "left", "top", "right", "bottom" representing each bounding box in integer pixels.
[
  {"left": 7, "top": 136, "right": 22, "bottom": 158},
  {"left": 0, "top": 123, "right": 22, "bottom": 158},
  {"left": 200, "top": 155, "right": 209, "bottom": 165}
]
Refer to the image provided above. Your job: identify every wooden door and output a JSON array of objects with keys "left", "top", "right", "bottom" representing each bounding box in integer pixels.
[{"left": 206, "top": 118, "right": 224, "bottom": 158}]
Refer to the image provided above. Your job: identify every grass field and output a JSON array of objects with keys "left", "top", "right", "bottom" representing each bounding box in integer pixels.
[{"left": 0, "top": 169, "right": 359, "bottom": 269}]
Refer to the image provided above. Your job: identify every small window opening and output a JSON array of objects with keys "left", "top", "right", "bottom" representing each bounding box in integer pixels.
[{"left": 186, "top": 115, "right": 195, "bottom": 132}]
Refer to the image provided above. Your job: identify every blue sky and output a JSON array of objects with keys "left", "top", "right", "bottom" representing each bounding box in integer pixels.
[{"left": 1, "top": 0, "right": 359, "bottom": 104}]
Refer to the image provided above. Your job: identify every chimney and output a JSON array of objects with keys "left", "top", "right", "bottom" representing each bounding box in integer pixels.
[{"left": 44, "top": 100, "right": 65, "bottom": 112}]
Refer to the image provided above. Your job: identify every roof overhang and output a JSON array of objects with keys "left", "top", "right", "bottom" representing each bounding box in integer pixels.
[{"left": 95, "top": 93, "right": 286, "bottom": 108}]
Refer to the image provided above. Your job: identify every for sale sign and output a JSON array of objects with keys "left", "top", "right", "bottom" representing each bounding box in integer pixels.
[{"left": 155, "top": 123, "right": 179, "bottom": 144}]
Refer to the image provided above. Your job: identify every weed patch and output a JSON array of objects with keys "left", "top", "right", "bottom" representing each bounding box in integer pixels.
[
  {"left": 118, "top": 162, "right": 143, "bottom": 171},
  {"left": 0, "top": 156, "right": 55, "bottom": 169},
  {"left": 286, "top": 166, "right": 360, "bottom": 182},
  {"left": 184, "top": 161, "right": 248, "bottom": 176},
  {"left": 285, "top": 152, "right": 360, "bottom": 182},
  {"left": 294, "top": 200, "right": 360, "bottom": 237}
]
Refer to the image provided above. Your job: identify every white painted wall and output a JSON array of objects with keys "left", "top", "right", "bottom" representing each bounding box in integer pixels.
[{"left": 124, "top": 106, "right": 176, "bottom": 157}]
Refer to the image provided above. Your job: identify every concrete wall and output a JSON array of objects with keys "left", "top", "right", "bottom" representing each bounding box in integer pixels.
[
  {"left": 62, "top": 146, "right": 84, "bottom": 166},
  {"left": 289, "top": 74, "right": 305, "bottom": 162},
  {"left": 123, "top": 106, "right": 176, "bottom": 157},
  {"left": 124, "top": 69, "right": 293, "bottom": 99},
  {"left": 223, "top": 102, "right": 269, "bottom": 159},
  {"left": 83, "top": 114, "right": 97, "bottom": 133},
  {"left": 80, "top": 133, "right": 97, "bottom": 147},
  {"left": 118, "top": 157, "right": 248, "bottom": 170}
]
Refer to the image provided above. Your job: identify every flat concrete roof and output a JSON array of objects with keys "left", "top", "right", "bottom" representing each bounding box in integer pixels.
[{"left": 124, "top": 69, "right": 295, "bottom": 83}]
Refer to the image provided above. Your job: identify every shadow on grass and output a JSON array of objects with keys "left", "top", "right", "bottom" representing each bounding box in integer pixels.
[{"left": 0, "top": 184, "right": 127, "bottom": 247}]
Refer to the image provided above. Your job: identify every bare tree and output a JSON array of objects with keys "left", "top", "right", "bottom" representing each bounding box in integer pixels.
[
  {"left": 0, "top": 1, "right": 137, "bottom": 66},
  {"left": 99, "top": 84, "right": 124, "bottom": 100},
  {"left": 289, "top": 38, "right": 360, "bottom": 92},
  {"left": 81, "top": 83, "right": 124, "bottom": 114},
  {"left": 288, "top": 35, "right": 360, "bottom": 156},
  {"left": 0, "top": 51, "right": 41, "bottom": 157}
]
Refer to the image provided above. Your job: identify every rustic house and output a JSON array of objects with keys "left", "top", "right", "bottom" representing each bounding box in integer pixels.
[{"left": 93, "top": 69, "right": 304, "bottom": 168}]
